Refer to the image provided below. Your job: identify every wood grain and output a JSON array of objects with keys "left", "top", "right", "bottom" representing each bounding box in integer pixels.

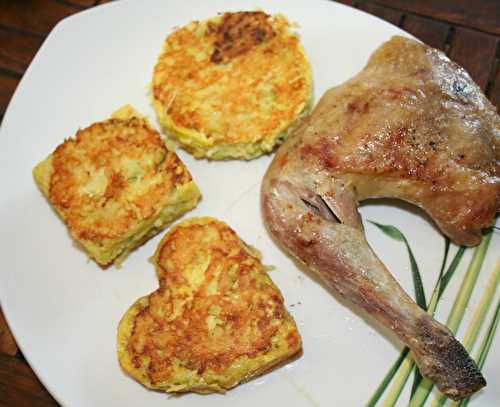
[
  {"left": 358, "top": 2, "right": 403, "bottom": 26},
  {"left": 373, "top": 0, "right": 500, "bottom": 35},
  {"left": 63, "top": 0, "right": 97, "bottom": 6},
  {"left": 488, "top": 64, "right": 500, "bottom": 109},
  {"left": 0, "top": 308, "right": 17, "bottom": 357},
  {"left": 0, "top": 73, "right": 20, "bottom": 117},
  {"left": 0, "top": 0, "right": 80, "bottom": 37},
  {"left": 402, "top": 14, "right": 449, "bottom": 50},
  {"left": 0, "top": 27, "right": 43, "bottom": 75},
  {"left": 448, "top": 26, "right": 498, "bottom": 91},
  {"left": 333, "top": 0, "right": 355, "bottom": 6},
  {"left": 0, "top": 353, "right": 58, "bottom": 407}
]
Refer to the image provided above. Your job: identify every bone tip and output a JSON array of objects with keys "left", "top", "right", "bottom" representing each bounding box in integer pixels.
[{"left": 434, "top": 340, "right": 487, "bottom": 401}]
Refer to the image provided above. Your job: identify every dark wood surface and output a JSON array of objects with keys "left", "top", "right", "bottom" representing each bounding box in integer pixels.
[{"left": 0, "top": 0, "right": 498, "bottom": 405}]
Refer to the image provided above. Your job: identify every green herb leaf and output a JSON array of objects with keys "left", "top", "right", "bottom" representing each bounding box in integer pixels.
[
  {"left": 365, "top": 347, "right": 409, "bottom": 407},
  {"left": 381, "top": 357, "right": 415, "bottom": 407},
  {"left": 432, "top": 260, "right": 500, "bottom": 407},
  {"left": 439, "top": 246, "right": 466, "bottom": 298},
  {"left": 447, "top": 233, "right": 492, "bottom": 334},
  {"left": 409, "top": 229, "right": 493, "bottom": 407},
  {"left": 410, "top": 238, "right": 451, "bottom": 397},
  {"left": 458, "top": 300, "right": 500, "bottom": 407},
  {"left": 369, "top": 222, "right": 406, "bottom": 242},
  {"left": 369, "top": 221, "right": 426, "bottom": 310},
  {"left": 367, "top": 225, "right": 453, "bottom": 406},
  {"left": 410, "top": 369, "right": 423, "bottom": 397},
  {"left": 475, "top": 299, "right": 500, "bottom": 368},
  {"left": 366, "top": 223, "right": 496, "bottom": 407},
  {"left": 410, "top": 242, "right": 464, "bottom": 399}
]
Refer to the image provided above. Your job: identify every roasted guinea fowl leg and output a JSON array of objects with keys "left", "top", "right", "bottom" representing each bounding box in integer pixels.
[
  {"left": 262, "top": 175, "right": 485, "bottom": 400},
  {"left": 262, "top": 36, "right": 499, "bottom": 400}
]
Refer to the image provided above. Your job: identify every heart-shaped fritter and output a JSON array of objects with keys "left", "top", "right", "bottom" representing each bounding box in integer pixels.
[{"left": 117, "top": 217, "right": 301, "bottom": 393}]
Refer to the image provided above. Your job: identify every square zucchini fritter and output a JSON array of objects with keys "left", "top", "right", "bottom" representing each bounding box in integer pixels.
[
  {"left": 33, "top": 105, "right": 201, "bottom": 266},
  {"left": 117, "top": 217, "right": 301, "bottom": 393}
]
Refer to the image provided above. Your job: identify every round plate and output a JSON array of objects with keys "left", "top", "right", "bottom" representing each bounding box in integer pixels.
[{"left": 0, "top": 0, "right": 498, "bottom": 406}]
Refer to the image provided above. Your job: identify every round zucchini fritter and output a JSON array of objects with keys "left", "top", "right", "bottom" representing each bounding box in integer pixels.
[
  {"left": 32, "top": 106, "right": 201, "bottom": 266},
  {"left": 117, "top": 217, "right": 301, "bottom": 393},
  {"left": 152, "top": 11, "right": 313, "bottom": 160}
]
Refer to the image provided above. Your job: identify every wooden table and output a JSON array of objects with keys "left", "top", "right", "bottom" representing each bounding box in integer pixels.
[{"left": 0, "top": 0, "right": 498, "bottom": 405}]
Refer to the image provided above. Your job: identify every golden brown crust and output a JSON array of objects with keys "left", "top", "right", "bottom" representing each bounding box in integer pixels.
[
  {"left": 33, "top": 106, "right": 201, "bottom": 265},
  {"left": 210, "top": 11, "right": 276, "bottom": 63},
  {"left": 261, "top": 36, "right": 495, "bottom": 400},
  {"left": 152, "top": 11, "right": 312, "bottom": 160},
  {"left": 117, "top": 217, "right": 301, "bottom": 392},
  {"left": 49, "top": 118, "right": 190, "bottom": 240},
  {"left": 273, "top": 36, "right": 499, "bottom": 245}
]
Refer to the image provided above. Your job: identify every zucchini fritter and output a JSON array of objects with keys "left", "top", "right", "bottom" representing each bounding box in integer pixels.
[
  {"left": 33, "top": 105, "right": 201, "bottom": 266},
  {"left": 152, "top": 11, "right": 313, "bottom": 160},
  {"left": 117, "top": 217, "right": 301, "bottom": 393}
]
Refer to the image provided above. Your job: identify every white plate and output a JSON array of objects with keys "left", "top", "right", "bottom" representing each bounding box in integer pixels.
[{"left": 0, "top": 0, "right": 498, "bottom": 406}]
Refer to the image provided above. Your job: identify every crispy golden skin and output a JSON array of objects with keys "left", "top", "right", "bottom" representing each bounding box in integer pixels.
[
  {"left": 152, "top": 11, "right": 313, "bottom": 160},
  {"left": 33, "top": 105, "right": 201, "bottom": 266},
  {"left": 262, "top": 36, "right": 498, "bottom": 400},
  {"left": 117, "top": 217, "right": 301, "bottom": 393}
]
